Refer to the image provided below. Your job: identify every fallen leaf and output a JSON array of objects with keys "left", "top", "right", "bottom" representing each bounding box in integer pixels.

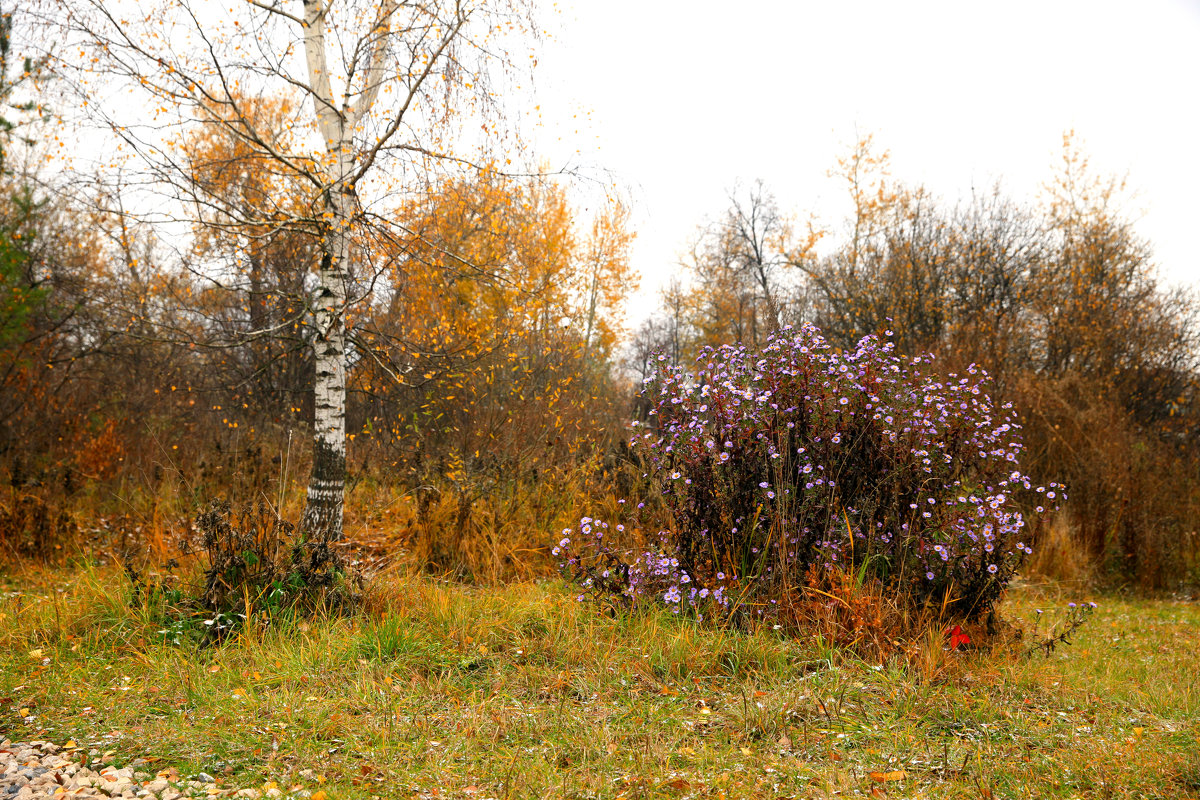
[
  {"left": 948, "top": 625, "right": 971, "bottom": 650},
  {"left": 28, "top": 649, "right": 43, "bottom": 658},
  {"left": 868, "top": 770, "right": 907, "bottom": 782},
  {"left": 311, "top": 792, "right": 328, "bottom": 800},
  {"left": 208, "top": 665, "right": 220, "bottom": 674}
]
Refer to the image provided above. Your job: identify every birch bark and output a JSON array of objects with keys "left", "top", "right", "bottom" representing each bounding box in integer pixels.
[{"left": 300, "top": 179, "right": 351, "bottom": 542}]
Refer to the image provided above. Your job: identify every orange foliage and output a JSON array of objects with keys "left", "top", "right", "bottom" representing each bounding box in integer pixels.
[{"left": 348, "top": 168, "right": 637, "bottom": 475}]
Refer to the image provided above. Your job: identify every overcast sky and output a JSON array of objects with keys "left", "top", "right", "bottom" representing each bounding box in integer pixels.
[{"left": 529, "top": 0, "right": 1200, "bottom": 319}]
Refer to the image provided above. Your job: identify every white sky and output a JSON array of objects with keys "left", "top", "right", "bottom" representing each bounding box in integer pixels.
[{"left": 529, "top": 0, "right": 1200, "bottom": 319}]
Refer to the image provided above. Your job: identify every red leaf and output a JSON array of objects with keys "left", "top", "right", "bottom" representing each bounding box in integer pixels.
[{"left": 948, "top": 624, "right": 971, "bottom": 650}]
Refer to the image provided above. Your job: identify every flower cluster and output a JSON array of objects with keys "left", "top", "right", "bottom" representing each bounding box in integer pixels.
[
  {"left": 558, "top": 323, "right": 1063, "bottom": 621},
  {"left": 554, "top": 515, "right": 732, "bottom": 617}
]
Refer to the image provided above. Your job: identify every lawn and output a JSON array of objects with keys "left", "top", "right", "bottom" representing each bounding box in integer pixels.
[{"left": 1, "top": 567, "right": 1197, "bottom": 799}]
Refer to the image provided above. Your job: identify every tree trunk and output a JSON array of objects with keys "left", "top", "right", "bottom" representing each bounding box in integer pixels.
[{"left": 301, "top": 183, "right": 351, "bottom": 543}]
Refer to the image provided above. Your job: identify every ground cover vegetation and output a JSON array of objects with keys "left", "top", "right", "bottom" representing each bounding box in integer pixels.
[
  {"left": 0, "top": 1, "right": 1196, "bottom": 796},
  {"left": 2, "top": 570, "right": 1198, "bottom": 798}
]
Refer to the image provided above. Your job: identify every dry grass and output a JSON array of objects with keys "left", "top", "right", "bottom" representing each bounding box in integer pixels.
[{"left": 1025, "top": 514, "right": 1098, "bottom": 590}]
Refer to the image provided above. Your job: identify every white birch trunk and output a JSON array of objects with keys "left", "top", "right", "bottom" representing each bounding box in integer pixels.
[
  {"left": 299, "top": 0, "right": 354, "bottom": 542},
  {"left": 301, "top": 177, "right": 351, "bottom": 542}
]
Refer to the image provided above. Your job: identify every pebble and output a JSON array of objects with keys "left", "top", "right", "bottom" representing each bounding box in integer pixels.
[{"left": 0, "top": 741, "right": 308, "bottom": 800}]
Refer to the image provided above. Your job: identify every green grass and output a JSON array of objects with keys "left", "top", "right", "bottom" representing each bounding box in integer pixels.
[{"left": 1, "top": 567, "right": 1197, "bottom": 799}]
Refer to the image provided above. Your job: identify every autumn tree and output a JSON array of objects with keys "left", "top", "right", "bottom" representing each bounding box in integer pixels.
[
  {"left": 672, "top": 180, "right": 817, "bottom": 357},
  {"left": 0, "top": 6, "right": 108, "bottom": 476},
  {"left": 627, "top": 277, "right": 693, "bottom": 383},
  {"left": 182, "top": 95, "right": 318, "bottom": 420},
  {"left": 353, "top": 168, "right": 636, "bottom": 474},
  {"left": 54, "top": 0, "right": 539, "bottom": 544},
  {"left": 578, "top": 200, "right": 636, "bottom": 359}
]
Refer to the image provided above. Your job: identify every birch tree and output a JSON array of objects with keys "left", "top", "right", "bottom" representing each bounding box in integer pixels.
[{"left": 51, "top": 0, "right": 537, "bottom": 544}]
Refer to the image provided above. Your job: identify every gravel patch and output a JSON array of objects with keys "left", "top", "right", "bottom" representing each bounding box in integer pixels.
[{"left": 0, "top": 740, "right": 316, "bottom": 800}]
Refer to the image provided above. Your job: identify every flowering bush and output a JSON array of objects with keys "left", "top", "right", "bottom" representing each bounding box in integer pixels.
[{"left": 557, "top": 323, "right": 1063, "bottom": 624}]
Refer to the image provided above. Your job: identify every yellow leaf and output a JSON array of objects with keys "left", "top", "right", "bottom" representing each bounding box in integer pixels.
[
  {"left": 28, "top": 649, "right": 43, "bottom": 658},
  {"left": 869, "top": 770, "right": 907, "bottom": 782},
  {"left": 311, "top": 793, "right": 328, "bottom": 800}
]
